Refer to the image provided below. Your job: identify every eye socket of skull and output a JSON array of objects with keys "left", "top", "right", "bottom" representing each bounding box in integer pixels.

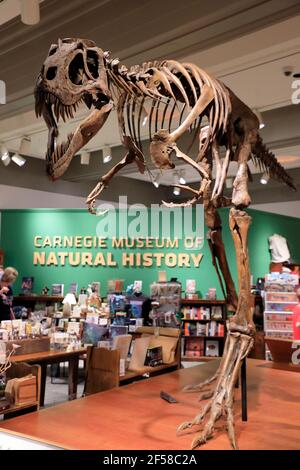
[
  {"left": 86, "top": 50, "right": 99, "bottom": 78},
  {"left": 48, "top": 45, "right": 58, "bottom": 56},
  {"left": 46, "top": 66, "right": 57, "bottom": 80},
  {"left": 68, "top": 53, "right": 85, "bottom": 85}
]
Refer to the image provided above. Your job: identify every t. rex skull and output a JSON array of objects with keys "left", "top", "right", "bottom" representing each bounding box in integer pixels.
[{"left": 35, "top": 38, "right": 112, "bottom": 179}]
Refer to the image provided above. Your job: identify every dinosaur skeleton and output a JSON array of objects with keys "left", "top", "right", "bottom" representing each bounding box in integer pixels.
[{"left": 35, "top": 38, "right": 296, "bottom": 449}]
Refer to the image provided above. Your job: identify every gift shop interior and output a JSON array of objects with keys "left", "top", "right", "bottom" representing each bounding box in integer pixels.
[{"left": 0, "top": 0, "right": 300, "bottom": 451}]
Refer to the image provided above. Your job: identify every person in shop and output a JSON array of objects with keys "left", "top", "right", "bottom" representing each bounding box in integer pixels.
[
  {"left": 292, "top": 288, "right": 300, "bottom": 341},
  {"left": 0, "top": 267, "right": 19, "bottom": 321}
]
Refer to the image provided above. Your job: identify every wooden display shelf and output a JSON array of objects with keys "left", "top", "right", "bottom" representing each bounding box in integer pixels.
[
  {"left": 14, "top": 295, "right": 64, "bottom": 303},
  {"left": 181, "top": 355, "right": 217, "bottom": 362},
  {"left": 181, "top": 318, "right": 224, "bottom": 322},
  {"left": 1, "top": 401, "right": 39, "bottom": 417},
  {"left": 181, "top": 298, "right": 226, "bottom": 305},
  {"left": 183, "top": 335, "right": 224, "bottom": 339}
]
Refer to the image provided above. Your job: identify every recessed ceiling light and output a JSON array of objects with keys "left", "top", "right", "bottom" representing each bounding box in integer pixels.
[
  {"left": 225, "top": 177, "right": 233, "bottom": 189},
  {"left": 12, "top": 153, "right": 26, "bottom": 167},
  {"left": 260, "top": 172, "right": 269, "bottom": 185},
  {"left": 253, "top": 108, "right": 265, "bottom": 129},
  {"left": 19, "top": 136, "right": 31, "bottom": 155},
  {"left": 20, "top": 0, "right": 40, "bottom": 25},
  {"left": 153, "top": 173, "right": 161, "bottom": 188},
  {"left": 179, "top": 169, "right": 186, "bottom": 185},
  {"left": 80, "top": 151, "right": 90, "bottom": 165},
  {"left": 0, "top": 143, "right": 9, "bottom": 160},
  {"left": 1, "top": 153, "right": 11, "bottom": 166},
  {"left": 102, "top": 145, "right": 112, "bottom": 163}
]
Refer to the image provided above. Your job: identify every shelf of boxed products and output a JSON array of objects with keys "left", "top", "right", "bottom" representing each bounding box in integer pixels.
[
  {"left": 14, "top": 296, "right": 64, "bottom": 304},
  {"left": 180, "top": 298, "right": 227, "bottom": 360},
  {"left": 264, "top": 292, "right": 297, "bottom": 339},
  {"left": 263, "top": 273, "right": 298, "bottom": 341}
]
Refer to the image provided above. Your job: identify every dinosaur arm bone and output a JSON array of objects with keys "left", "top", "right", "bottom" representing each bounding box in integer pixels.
[{"left": 86, "top": 136, "right": 146, "bottom": 214}]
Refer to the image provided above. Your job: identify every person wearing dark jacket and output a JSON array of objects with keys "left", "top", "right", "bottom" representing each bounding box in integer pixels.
[{"left": 0, "top": 267, "right": 18, "bottom": 321}]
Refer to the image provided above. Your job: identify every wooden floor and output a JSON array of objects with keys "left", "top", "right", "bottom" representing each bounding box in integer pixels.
[{"left": 1, "top": 359, "right": 300, "bottom": 450}]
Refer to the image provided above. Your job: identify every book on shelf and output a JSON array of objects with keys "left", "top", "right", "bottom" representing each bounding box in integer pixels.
[
  {"left": 211, "top": 306, "right": 223, "bottom": 320},
  {"left": 205, "top": 340, "right": 219, "bottom": 357},
  {"left": 91, "top": 281, "right": 101, "bottom": 295},
  {"left": 68, "top": 283, "right": 78, "bottom": 295},
  {"left": 206, "top": 288, "right": 217, "bottom": 300},
  {"left": 185, "top": 279, "right": 196, "bottom": 294},
  {"left": 183, "top": 321, "right": 225, "bottom": 337},
  {"left": 181, "top": 306, "right": 210, "bottom": 320},
  {"left": 21, "top": 276, "right": 34, "bottom": 295},
  {"left": 184, "top": 337, "right": 204, "bottom": 357},
  {"left": 51, "top": 283, "right": 64, "bottom": 296}
]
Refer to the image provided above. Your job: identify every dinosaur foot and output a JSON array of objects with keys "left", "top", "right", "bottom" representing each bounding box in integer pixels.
[
  {"left": 182, "top": 369, "right": 219, "bottom": 394},
  {"left": 177, "top": 330, "right": 254, "bottom": 449}
]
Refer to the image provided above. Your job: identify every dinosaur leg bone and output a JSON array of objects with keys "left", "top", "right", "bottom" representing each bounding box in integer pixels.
[
  {"left": 177, "top": 208, "right": 254, "bottom": 450},
  {"left": 232, "top": 141, "right": 252, "bottom": 208},
  {"left": 177, "top": 330, "right": 254, "bottom": 449},
  {"left": 182, "top": 193, "right": 238, "bottom": 396}
]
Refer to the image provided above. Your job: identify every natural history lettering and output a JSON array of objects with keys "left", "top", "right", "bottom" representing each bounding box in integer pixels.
[{"left": 33, "top": 236, "right": 203, "bottom": 268}]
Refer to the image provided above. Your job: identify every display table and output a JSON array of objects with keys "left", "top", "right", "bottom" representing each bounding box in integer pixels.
[
  {"left": 11, "top": 349, "right": 86, "bottom": 406},
  {"left": 1, "top": 359, "right": 300, "bottom": 450}
]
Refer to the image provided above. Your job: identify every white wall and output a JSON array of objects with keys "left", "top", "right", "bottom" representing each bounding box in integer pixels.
[
  {"left": 1, "top": 183, "right": 299, "bottom": 218},
  {"left": 0, "top": 184, "right": 86, "bottom": 208},
  {"left": 252, "top": 201, "right": 300, "bottom": 218}
]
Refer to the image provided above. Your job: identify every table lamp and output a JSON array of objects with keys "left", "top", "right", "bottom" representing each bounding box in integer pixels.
[{"left": 62, "top": 293, "right": 77, "bottom": 317}]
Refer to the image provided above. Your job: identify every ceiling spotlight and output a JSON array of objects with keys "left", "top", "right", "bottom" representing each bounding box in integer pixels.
[
  {"left": 253, "top": 108, "right": 265, "bottom": 129},
  {"left": 173, "top": 171, "right": 180, "bottom": 195},
  {"left": 260, "top": 172, "right": 269, "bottom": 185},
  {"left": 153, "top": 173, "right": 161, "bottom": 188},
  {"left": 179, "top": 170, "right": 186, "bottom": 185},
  {"left": 0, "top": 143, "right": 9, "bottom": 160},
  {"left": 20, "top": 0, "right": 40, "bottom": 25},
  {"left": 141, "top": 107, "right": 148, "bottom": 127},
  {"left": 102, "top": 145, "right": 112, "bottom": 163},
  {"left": 1, "top": 153, "right": 11, "bottom": 167},
  {"left": 225, "top": 177, "right": 233, "bottom": 189},
  {"left": 12, "top": 153, "right": 26, "bottom": 167},
  {"left": 19, "top": 136, "right": 31, "bottom": 155},
  {"left": 80, "top": 151, "right": 90, "bottom": 165}
]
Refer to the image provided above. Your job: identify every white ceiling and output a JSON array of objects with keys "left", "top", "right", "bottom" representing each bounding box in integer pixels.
[
  {"left": 0, "top": 1, "right": 300, "bottom": 214},
  {"left": 1, "top": 15, "right": 300, "bottom": 164}
]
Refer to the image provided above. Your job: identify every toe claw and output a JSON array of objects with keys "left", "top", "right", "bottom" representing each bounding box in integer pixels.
[{"left": 177, "top": 421, "right": 193, "bottom": 434}]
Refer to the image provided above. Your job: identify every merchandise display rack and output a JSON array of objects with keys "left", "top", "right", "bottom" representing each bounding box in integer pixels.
[
  {"left": 263, "top": 273, "right": 298, "bottom": 360},
  {"left": 180, "top": 298, "right": 227, "bottom": 360},
  {"left": 263, "top": 273, "right": 298, "bottom": 341}
]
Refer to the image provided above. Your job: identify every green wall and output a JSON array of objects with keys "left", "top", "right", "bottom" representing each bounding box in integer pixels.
[{"left": 0, "top": 208, "right": 299, "bottom": 298}]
